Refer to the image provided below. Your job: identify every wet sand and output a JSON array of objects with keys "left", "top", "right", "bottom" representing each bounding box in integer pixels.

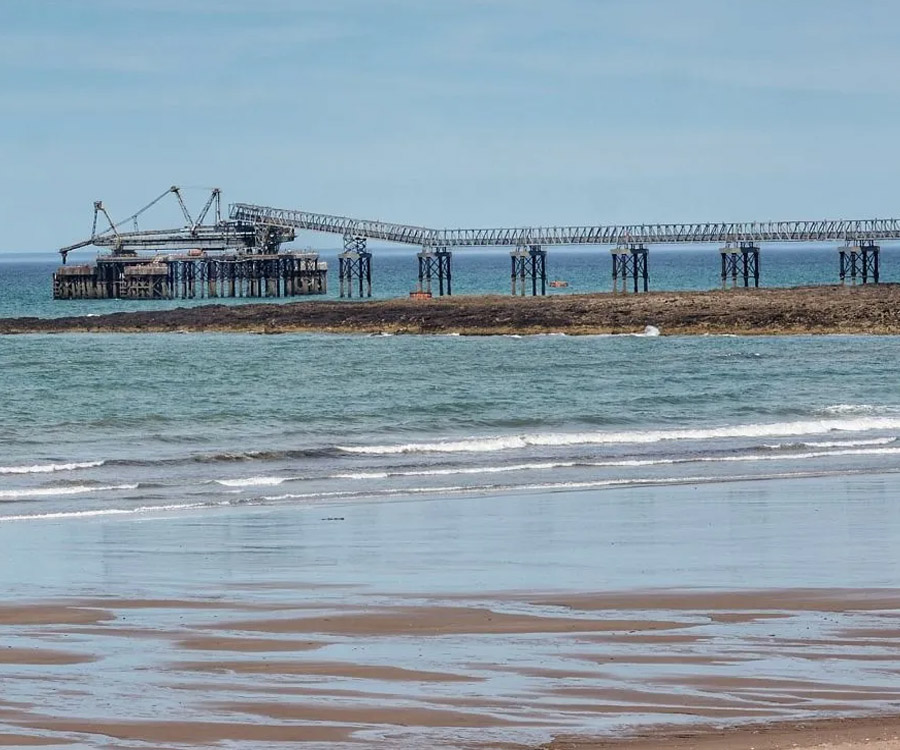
[
  {"left": 543, "top": 714, "right": 900, "bottom": 749},
  {"left": 1, "top": 475, "right": 900, "bottom": 747},
  {"left": 1, "top": 589, "right": 900, "bottom": 747},
  {"left": 3, "top": 284, "right": 900, "bottom": 335}
]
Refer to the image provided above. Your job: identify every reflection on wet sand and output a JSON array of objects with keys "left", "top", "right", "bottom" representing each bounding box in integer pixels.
[{"left": 2, "top": 589, "right": 900, "bottom": 748}]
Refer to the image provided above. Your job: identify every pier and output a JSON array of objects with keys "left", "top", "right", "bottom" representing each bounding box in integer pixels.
[
  {"left": 54, "top": 188, "right": 326, "bottom": 301},
  {"left": 232, "top": 203, "right": 900, "bottom": 296},
  {"left": 50, "top": 186, "right": 900, "bottom": 300},
  {"left": 53, "top": 252, "right": 326, "bottom": 301}
]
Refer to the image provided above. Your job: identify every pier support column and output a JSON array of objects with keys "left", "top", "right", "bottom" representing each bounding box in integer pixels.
[
  {"left": 247, "top": 260, "right": 258, "bottom": 297},
  {"left": 721, "top": 244, "right": 759, "bottom": 288},
  {"left": 611, "top": 245, "right": 649, "bottom": 292},
  {"left": 283, "top": 257, "right": 294, "bottom": 296},
  {"left": 437, "top": 248, "right": 452, "bottom": 296},
  {"left": 266, "top": 258, "right": 279, "bottom": 297},
  {"left": 510, "top": 245, "right": 547, "bottom": 296},
  {"left": 417, "top": 247, "right": 453, "bottom": 296},
  {"left": 720, "top": 245, "right": 739, "bottom": 288},
  {"left": 511, "top": 249, "right": 524, "bottom": 295},
  {"left": 226, "top": 262, "right": 236, "bottom": 297},
  {"left": 840, "top": 241, "right": 880, "bottom": 284},
  {"left": 339, "top": 235, "right": 372, "bottom": 298},
  {"left": 185, "top": 260, "right": 195, "bottom": 298},
  {"left": 741, "top": 243, "right": 760, "bottom": 287},
  {"left": 207, "top": 260, "right": 218, "bottom": 298}
]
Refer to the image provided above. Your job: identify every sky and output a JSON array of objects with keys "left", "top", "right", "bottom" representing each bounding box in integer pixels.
[{"left": 3, "top": 0, "right": 900, "bottom": 253}]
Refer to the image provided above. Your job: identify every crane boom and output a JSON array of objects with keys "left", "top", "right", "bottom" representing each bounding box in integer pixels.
[{"left": 57, "top": 187, "right": 277, "bottom": 262}]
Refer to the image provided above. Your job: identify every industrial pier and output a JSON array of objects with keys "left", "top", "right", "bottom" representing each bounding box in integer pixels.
[
  {"left": 54, "top": 187, "right": 326, "bottom": 301},
  {"left": 54, "top": 252, "right": 326, "bottom": 300},
  {"left": 53, "top": 186, "right": 900, "bottom": 301},
  {"left": 232, "top": 205, "right": 893, "bottom": 297}
]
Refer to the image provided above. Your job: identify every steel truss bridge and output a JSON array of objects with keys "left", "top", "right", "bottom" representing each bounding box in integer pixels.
[
  {"left": 59, "top": 187, "right": 900, "bottom": 260},
  {"left": 57, "top": 188, "right": 899, "bottom": 297},
  {"left": 230, "top": 203, "right": 900, "bottom": 248}
]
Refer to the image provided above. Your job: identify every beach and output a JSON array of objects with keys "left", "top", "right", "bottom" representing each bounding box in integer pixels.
[
  {"left": 544, "top": 716, "right": 900, "bottom": 748},
  {"left": 5, "top": 0, "right": 900, "bottom": 744},
  {"left": 2, "top": 284, "right": 900, "bottom": 336},
  {"left": 1, "top": 477, "right": 899, "bottom": 748},
  {"left": 1, "top": 330, "right": 899, "bottom": 748},
  {"left": 6, "top": 0, "right": 900, "bottom": 743}
]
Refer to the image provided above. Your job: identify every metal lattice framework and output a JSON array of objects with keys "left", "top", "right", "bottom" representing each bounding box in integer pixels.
[
  {"left": 231, "top": 203, "right": 900, "bottom": 247},
  {"left": 230, "top": 204, "right": 433, "bottom": 246},
  {"left": 59, "top": 188, "right": 290, "bottom": 261}
]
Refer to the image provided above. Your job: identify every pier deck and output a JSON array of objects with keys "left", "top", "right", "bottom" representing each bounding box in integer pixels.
[{"left": 53, "top": 251, "right": 327, "bottom": 300}]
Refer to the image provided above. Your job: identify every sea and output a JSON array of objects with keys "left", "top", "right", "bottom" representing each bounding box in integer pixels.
[{"left": 1, "top": 244, "right": 899, "bottom": 528}]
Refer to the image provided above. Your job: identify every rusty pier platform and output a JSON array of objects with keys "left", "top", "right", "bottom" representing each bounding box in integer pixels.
[{"left": 53, "top": 251, "right": 327, "bottom": 300}]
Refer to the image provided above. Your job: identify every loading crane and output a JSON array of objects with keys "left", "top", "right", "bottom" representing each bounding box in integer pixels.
[{"left": 58, "top": 187, "right": 293, "bottom": 264}]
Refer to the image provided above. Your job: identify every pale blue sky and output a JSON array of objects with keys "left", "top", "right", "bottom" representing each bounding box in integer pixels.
[{"left": 3, "top": 0, "right": 900, "bottom": 252}]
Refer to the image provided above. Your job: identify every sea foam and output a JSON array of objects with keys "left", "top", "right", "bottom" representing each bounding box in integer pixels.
[
  {"left": 0, "top": 460, "right": 105, "bottom": 475},
  {"left": 764, "top": 437, "right": 896, "bottom": 450},
  {"left": 334, "top": 445, "right": 900, "bottom": 481},
  {"left": 0, "top": 483, "right": 138, "bottom": 500},
  {"left": 213, "top": 476, "right": 291, "bottom": 488},
  {"left": 337, "top": 416, "right": 900, "bottom": 455},
  {"left": 0, "top": 501, "right": 210, "bottom": 522},
  {"left": 263, "top": 470, "right": 851, "bottom": 506}
]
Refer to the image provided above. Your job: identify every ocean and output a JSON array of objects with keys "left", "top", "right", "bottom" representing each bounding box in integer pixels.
[
  {"left": 1, "top": 329, "right": 899, "bottom": 528},
  {"left": 1, "top": 247, "right": 899, "bottom": 526}
]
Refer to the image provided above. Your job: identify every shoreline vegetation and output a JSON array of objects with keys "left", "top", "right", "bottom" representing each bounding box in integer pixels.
[{"left": 1, "top": 285, "right": 900, "bottom": 336}]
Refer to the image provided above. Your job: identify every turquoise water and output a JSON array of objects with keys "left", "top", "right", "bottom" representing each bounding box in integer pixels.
[
  {"left": 2, "top": 331, "right": 900, "bottom": 523},
  {"left": 0, "top": 244, "right": 895, "bottom": 319},
  {"left": 2, "top": 246, "right": 900, "bottom": 525}
]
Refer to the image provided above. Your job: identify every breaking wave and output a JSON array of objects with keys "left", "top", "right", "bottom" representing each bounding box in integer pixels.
[
  {"left": 213, "top": 476, "right": 292, "bottom": 488},
  {"left": 764, "top": 437, "right": 896, "bottom": 450},
  {"left": 261, "top": 470, "right": 853, "bottom": 505},
  {"left": 0, "top": 483, "right": 138, "bottom": 500},
  {"left": 0, "top": 460, "right": 105, "bottom": 475},
  {"left": 0, "top": 501, "right": 220, "bottom": 523},
  {"left": 333, "top": 446, "right": 900, "bottom": 481},
  {"left": 337, "top": 417, "right": 900, "bottom": 455}
]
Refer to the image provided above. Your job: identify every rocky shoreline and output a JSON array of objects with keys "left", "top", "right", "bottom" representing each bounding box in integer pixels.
[{"left": 2, "top": 285, "right": 900, "bottom": 335}]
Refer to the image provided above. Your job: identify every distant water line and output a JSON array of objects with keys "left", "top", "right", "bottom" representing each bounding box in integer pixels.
[{"left": 0, "top": 244, "right": 894, "bottom": 319}]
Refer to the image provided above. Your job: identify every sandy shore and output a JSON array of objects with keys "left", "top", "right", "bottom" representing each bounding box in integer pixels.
[
  {"left": 3, "top": 284, "right": 900, "bottom": 335},
  {"left": 542, "top": 714, "right": 900, "bottom": 749},
  {"left": 2, "top": 477, "right": 900, "bottom": 748},
  {"left": 2, "top": 588, "right": 900, "bottom": 747}
]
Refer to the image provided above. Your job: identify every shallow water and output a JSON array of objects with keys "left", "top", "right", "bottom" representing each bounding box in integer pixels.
[
  {"left": 1, "top": 333, "right": 900, "bottom": 524},
  {"left": 1, "top": 476, "right": 900, "bottom": 748}
]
